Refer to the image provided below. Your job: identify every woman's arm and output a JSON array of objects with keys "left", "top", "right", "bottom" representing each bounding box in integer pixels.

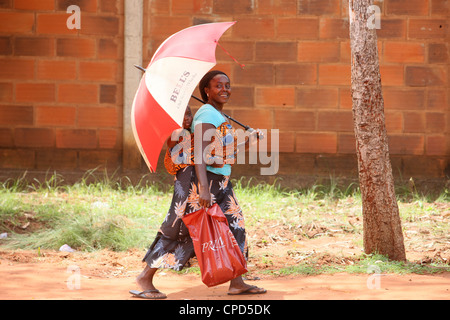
[
  {"left": 237, "top": 129, "right": 263, "bottom": 154},
  {"left": 194, "top": 122, "right": 216, "bottom": 208}
]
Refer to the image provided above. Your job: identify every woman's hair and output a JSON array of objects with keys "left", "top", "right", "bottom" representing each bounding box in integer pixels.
[{"left": 198, "top": 70, "right": 229, "bottom": 103}]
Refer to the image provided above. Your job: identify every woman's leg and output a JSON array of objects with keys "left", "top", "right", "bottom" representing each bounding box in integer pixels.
[{"left": 135, "top": 265, "right": 167, "bottom": 299}]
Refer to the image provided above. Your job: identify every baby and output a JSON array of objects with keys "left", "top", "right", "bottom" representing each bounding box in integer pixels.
[{"left": 164, "top": 106, "right": 194, "bottom": 175}]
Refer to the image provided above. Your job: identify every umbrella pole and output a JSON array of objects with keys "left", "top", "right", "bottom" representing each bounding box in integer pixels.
[{"left": 133, "top": 65, "right": 252, "bottom": 131}]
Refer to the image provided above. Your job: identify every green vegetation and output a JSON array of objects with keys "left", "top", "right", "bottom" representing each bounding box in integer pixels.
[{"left": 0, "top": 171, "right": 448, "bottom": 275}]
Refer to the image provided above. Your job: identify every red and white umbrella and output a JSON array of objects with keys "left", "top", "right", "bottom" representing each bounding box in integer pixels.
[{"left": 131, "top": 21, "right": 236, "bottom": 172}]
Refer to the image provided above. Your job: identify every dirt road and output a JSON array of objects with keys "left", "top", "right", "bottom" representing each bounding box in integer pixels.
[{"left": 0, "top": 250, "right": 448, "bottom": 300}]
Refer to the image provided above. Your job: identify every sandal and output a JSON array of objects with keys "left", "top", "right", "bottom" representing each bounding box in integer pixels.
[
  {"left": 227, "top": 285, "right": 267, "bottom": 296},
  {"left": 129, "top": 289, "right": 167, "bottom": 299}
]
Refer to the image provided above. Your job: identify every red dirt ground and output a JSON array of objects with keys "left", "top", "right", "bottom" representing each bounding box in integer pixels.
[{"left": 0, "top": 249, "right": 448, "bottom": 300}]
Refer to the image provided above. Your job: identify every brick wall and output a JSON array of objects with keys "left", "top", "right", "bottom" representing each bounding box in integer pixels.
[
  {"left": 0, "top": 0, "right": 124, "bottom": 171},
  {"left": 145, "top": 0, "right": 449, "bottom": 179},
  {"left": 0, "top": 0, "right": 449, "bottom": 182}
]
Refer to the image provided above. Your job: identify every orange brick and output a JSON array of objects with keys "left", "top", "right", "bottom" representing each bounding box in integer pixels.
[
  {"left": 403, "top": 112, "right": 425, "bottom": 133},
  {"left": 99, "top": 0, "right": 120, "bottom": 14},
  {"left": 78, "top": 107, "right": 119, "bottom": 128},
  {"left": 36, "top": 13, "right": 78, "bottom": 35},
  {"left": 405, "top": 66, "right": 446, "bottom": 87},
  {"left": 339, "top": 88, "right": 352, "bottom": 109},
  {"left": 233, "top": 18, "right": 275, "bottom": 39},
  {"left": 338, "top": 134, "right": 356, "bottom": 154},
  {"left": 384, "top": 89, "right": 425, "bottom": 110},
  {"left": 234, "top": 64, "right": 274, "bottom": 85},
  {"left": 256, "top": 87, "right": 295, "bottom": 107},
  {"left": 0, "top": 83, "right": 13, "bottom": 102},
  {"left": 57, "top": 38, "right": 96, "bottom": 58},
  {"left": 58, "top": 83, "right": 98, "bottom": 104},
  {"left": 150, "top": 16, "right": 191, "bottom": 39},
  {"left": 318, "top": 111, "right": 353, "bottom": 132},
  {"left": 426, "top": 112, "right": 446, "bottom": 133},
  {"left": 431, "top": 0, "right": 450, "bottom": 15},
  {"left": 37, "top": 60, "right": 77, "bottom": 80},
  {"left": 79, "top": 150, "right": 121, "bottom": 170},
  {"left": 56, "top": 0, "right": 98, "bottom": 13},
  {"left": 36, "top": 150, "right": 77, "bottom": 170},
  {"left": 0, "top": 12, "right": 35, "bottom": 33},
  {"left": 383, "top": 42, "right": 425, "bottom": 63},
  {"left": 56, "top": 129, "right": 97, "bottom": 149},
  {"left": 0, "top": 149, "right": 35, "bottom": 169},
  {"left": 0, "top": 59, "right": 35, "bottom": 80},
  {"left": 255, "top": 42, "right": 297, "bottom": 62},
  {"left": 426, "top": 135, "right": 446, "bottom": 156},
  {"left": 275, "top": 64, "right": 317, "bottom": 85},
  {"left": 14, "top": 0, "right": 54, "bottom": 10},
  {"left": 0, "top": 105, "right": 33, "bottom": 126},
  {"left": 376, "top": 19, "right": 406, "bottom": 39},
  {"left": 298, "top": 41, "right": 340, "bottom": 63},
  {"left": 15, "top": 128, "right": 55, "bottom": 148},
  {"left": 100, "top": 85, "right": 117, "bottom": 104},
  {"left": 385, "top": 112, "right": 403, "bottom": 133},
  {"left": 429, "top": 43, "right": 449, "bottom": 63},
  {"left": 16, "top": 83, "right": 55, "bottom": 103},
  {"left": 298, "top": 0, "right": 340, "bottom": 16},
  {"left": 427, "top": 89, "right": 447, "bottom": 111},
  {"left": 297, "top": 87, "right": 339, "bottom": 109},
  {"left": 231, "top": 109, "right": 272, "bottom": 129},
  {"left": 386, "top": 0, "right": 429, "bottom": 15},
  {"left": 388, "top": 135, "right": 424, "bottom": 155},
  {"left": 227, "top": 86, "right": 254, "bottom": 108},
  {"left": 79, "top": 61, "right": 117, "bottom": 81},
  {"left": 277, "top": 18, "right": 319, "bottom": 39},
  {"left": 80, "top": 16, "right": 120, "bottom": 36},
  {"left": 409, "top": 19, "right": 448, "bottom": 39},
  {"left": 0, "top": 128, "right": 14, "bottom": 147},
  {"left": 274, "top": 110, "right": 315, "bottom": 131},
  {"left": 99, "top": 129, "right": 120, "bottom": 149},
  {"left": 213, "top": 0, "right": 254, "bottom": 14},
  {"left": 296, "top": 133, "right": 337, "bottom": 153},
  {"left": 98, "top": 38, "right": 120, "bottom": 60},
  {"left": 319, "top": 18, "right": 349, "bottom": 39},
  {"left": 318, "top": 65, "right": 351, "bottom": 86},
  {"left": 15, "top": 37, "right": 55, "bottom": 57},
  {"left": 0, "top": 37, "right": 12, "bottom": 55},
  {"left": 277, "top": 132, "right": 295, "bottom": 153},
  {"left": 380, "top": 65, "right": 404, "bottom": 86},
  {"left": 36, "top": 106, "right": 76, "bottom": 126},
  {"left": 257, "top": 0, "right": 297, "bottom": 15}
]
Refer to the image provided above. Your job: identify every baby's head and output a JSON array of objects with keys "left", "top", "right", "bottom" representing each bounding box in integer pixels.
[{"left": 182, "top": 105, "right": 193, "bottom": 130}]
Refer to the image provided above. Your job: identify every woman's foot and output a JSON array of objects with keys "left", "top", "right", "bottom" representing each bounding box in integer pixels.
[
  {"left": 132, "top": 266, "right": 167, "bottom": 299},
  {"left": 228, "top": 276, "right": 267, "bottom": 295}
]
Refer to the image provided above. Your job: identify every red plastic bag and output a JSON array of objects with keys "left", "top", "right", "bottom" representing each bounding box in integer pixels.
[{"left": 182, "top": 204, "right": 248, "bottom": 287}]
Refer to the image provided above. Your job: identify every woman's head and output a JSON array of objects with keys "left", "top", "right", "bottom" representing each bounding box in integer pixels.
[{"left": 199, "top": 70, "right": 231, "bottom": 107}]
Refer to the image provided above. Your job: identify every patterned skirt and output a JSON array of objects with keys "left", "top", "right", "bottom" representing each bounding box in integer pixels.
[{"left": 143, "top": 166, "right": 247, "bottom": 271}]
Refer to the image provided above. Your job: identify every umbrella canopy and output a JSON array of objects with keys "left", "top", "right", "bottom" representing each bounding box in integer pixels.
[{"left": 131, "top": 21, "right": 236, "bottom": 172}]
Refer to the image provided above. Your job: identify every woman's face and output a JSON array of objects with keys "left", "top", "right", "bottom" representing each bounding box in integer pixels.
[{"left": 205, "top": 74, "right": 231, "bottom": 107}]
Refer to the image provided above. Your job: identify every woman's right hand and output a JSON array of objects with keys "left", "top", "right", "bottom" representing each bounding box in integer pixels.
[{"left": 198, "top": 185, "right": 212, "bottom": 208}]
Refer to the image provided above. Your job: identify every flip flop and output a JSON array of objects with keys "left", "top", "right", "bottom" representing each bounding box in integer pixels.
[
  {"left": 129, "top": 289, "right": 167, "bottom": 299},
  {"left": 227, "top": 285, "right": 267, "bottom": 296}
]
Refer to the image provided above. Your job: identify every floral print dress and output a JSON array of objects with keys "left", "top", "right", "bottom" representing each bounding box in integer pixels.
[{"left": 143, "top": 122, "right": 247, "bottom": 271}]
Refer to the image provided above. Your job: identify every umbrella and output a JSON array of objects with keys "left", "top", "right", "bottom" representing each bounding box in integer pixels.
[{"left": 131, "top": 21, "right": 236, "bottom": 172}]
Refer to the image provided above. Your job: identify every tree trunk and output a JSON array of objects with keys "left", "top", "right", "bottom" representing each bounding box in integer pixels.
[{"left": 348, "top": 0, "right": 406, "bottom": 261}]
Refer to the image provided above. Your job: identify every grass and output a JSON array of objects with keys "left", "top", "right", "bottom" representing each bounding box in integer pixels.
[{"left": 0, "top": 171, "right": 449, "bottom": 275}]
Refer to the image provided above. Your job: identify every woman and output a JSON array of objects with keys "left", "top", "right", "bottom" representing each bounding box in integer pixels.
[{"left": 130, "top": 71, "right": 265, "bottom": 299}]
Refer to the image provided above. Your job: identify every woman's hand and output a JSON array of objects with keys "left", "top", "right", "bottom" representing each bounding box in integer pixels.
[{"left": 198, "top": 184, "right": 212, "bottom": 208}]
